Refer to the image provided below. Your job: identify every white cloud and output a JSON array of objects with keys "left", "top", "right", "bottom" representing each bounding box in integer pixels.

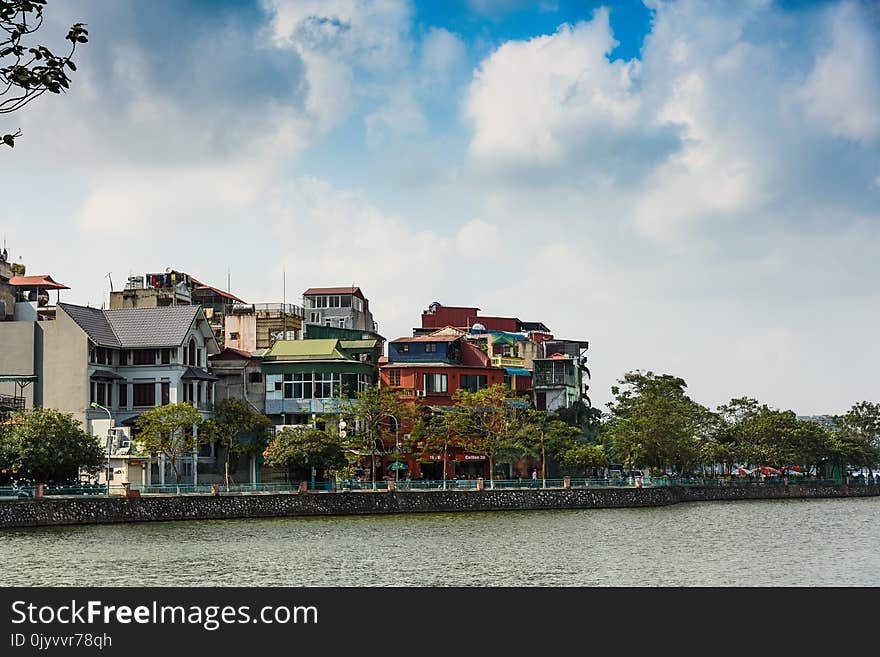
[
  {"left": 801, "top": 1, "right": 880, "bottom": 143},
  {"left": 465, "top": 10, "right": 648, "bottom": 171}
]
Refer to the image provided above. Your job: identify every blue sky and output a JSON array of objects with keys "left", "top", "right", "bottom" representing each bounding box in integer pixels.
[{"left": 2, "top": 0, "right": 879, "bottom": 415}]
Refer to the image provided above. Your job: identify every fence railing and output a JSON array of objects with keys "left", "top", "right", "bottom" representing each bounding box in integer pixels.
[{"left": 0, "top": 476, "right": 857, "bottom": 499}]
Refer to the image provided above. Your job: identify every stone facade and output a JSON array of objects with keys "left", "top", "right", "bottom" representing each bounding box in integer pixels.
[{"left": 1, "top": 484, "right": 876, "bottom": 528}]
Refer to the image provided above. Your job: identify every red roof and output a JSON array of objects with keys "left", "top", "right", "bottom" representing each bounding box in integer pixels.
[
  {"left": 460, "top": 340, "right": 492, "bottom": 367},
  {"left": 209, "top": 346, "right": 257, "bottom": 361},
  {"left": 190, "top": 277, "right": 246, "bottom": 304},
  {"left": 9, "top": 274, "right": 70, "bottom": 290},
  {"left": 303, "top": 286, "right": 365, "bottom": 300}
]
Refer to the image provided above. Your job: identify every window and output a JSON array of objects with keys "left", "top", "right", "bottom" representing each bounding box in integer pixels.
[
  {"left": 388, "top": 370, "right": 401, "bottom": 387},
  {"left": 120, "top": 350, "right": 129, "bottom": 366},
  {"left": 293, "top": 373, "right": 312, "bottom": 399},
  {"left": 325, "top": 320, "right": 332, "bottom": 326},
  {"left": 460, "top": 375, "right": 488, "bottom": 393},
  {"left": 340, "top": 295, "right": 351, "bottom": 308},
  {"left": 399, "top": 344, "right": 410, "bottom": 353},
  {"left": 337, "top": 319, "right": 346, "bottom": 328},
  {"left": 161, "top": 381, "right": 170, "bottom": 405},
  {"left": 187, "top": 338, "right": 196, "bottom": 366},
  {"left": 425, "top": 343, "right": 437, "bottom": 353},
  {"left": 282, "top": 373, "right": 294, "bottom": 399},
  {"left": 248, "top": 371, "right": 263, "bottom": 384},
  {"left": 90, "top": 381, "right": 107, "bottom": 406},
  {"left": 118, "top": 383, "right": 128, "bottom": 408},
  {"left": 161, "top": 349, "right": 171, "bottom": 365},
  {"left": 310, "top": 312, "right": 320, "bottom": 323},
  {"left": 229, "top": 332, "right": 239, "bottom": 340},
  {"left": 423, "top": 373, "right": 448, "bottom": 393},
  {"left": 353, "top": 298, "right": 363, "bottom": 312},
  {"left": 133, "top": 383, "right": 156, "bottom": 407},
  {"left": 133, "top": 350, "right": 156, "bottom": 365},
  {"left": 314, "top": 373, "right": 339, "bottom": 398}
]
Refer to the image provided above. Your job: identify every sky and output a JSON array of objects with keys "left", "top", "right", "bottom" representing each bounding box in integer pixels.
[{"left": 1, "top": 0, "right": 878, "bottom": 416}]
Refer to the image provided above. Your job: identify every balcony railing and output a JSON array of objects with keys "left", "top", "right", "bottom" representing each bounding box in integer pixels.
[{"left": 491, "top": 355, "right": 525, "bottom": 369}]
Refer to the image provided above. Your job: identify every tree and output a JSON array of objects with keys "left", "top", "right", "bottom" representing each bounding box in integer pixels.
[
  {"left": 603, "top": 371, "right": 709, "bottom": 475},
  {"left": 405, "top": 410, "right": 464, "bottom": 487},
  {"left": 1, "top": 0, "right": 88, "bottom": 148},
  {"left": 834, "top": 401, "right": 880, "bottom": 477},
  {"left": 511, "top": 409, "right": 581, "bottom": 485},
  {"left": 558, "top": 442, "right": 607, "bottom": 473},
  {"left": 135, "top": 403, "right": 203, "bottom": 484},
  {"left": 344, "top": 385, "right": 411, "bottom": 488},
  {"left": 262, "top": 425, "right": 346, "bottom": 482},
  {"left": 200, "top": 399, "right": 270, "bottom": 490},
  {"left": 0, "top": 408, "right": 102, "bottom": 482},
  {"left": 450, "top": 383, "right": 526, "bottom": 487}
]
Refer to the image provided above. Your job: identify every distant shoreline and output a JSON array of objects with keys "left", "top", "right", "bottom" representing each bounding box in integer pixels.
[{"left": 1, "top": 483, "right": 877, "bottom": 529}]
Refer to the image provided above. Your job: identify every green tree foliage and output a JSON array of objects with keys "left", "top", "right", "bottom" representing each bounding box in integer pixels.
[
  {"left": 262, "top": 425, "right": 346, "bottom": 480},
  {"left": 558, "top": 442, "right": 607, "bottom": 472},
  {"left": 200, "top": 399, "right": 271, "bottom": 489},
  {"left": 0, "top": 408, "right": 102, "bottom": 482},
  {"left": 831, "top": 401, "right": 880, "bottom": 475},
  {"left": 511, "top": 409, "right": 581, "bottom": 483},
  {"left": 450, "top": 383, "right": 527, "bottom": 486},
  {"left": 1, "top": 0, "right": 88, "bottom": 148},
  {"left": 344, "top": 385, "right": 412, "bottom": 485},
  {"left": 135, "top": 403, "right": 203, "bottom": 483},
  {"left": 603, "top": 371, "right": 710, "bottom": 474}
]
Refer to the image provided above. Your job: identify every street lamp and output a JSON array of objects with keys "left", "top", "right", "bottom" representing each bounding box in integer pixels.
[
  {"left": 90, "top": 401, "right": 113, "bottom": 494},
  {"left": 386, "top": 415, "right": 400, "bottom": 483}
]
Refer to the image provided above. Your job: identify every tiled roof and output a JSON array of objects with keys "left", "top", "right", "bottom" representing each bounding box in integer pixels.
[
  {"left": 190, "top": 277, "right": 246, "bottom": 304},
  {"left": 59, "top": 303, "right": 120, "bottom": 348},
  {"left": 303, "top": 286, "right": 365, "bottom": 300},
  {"left": 106, "top": 306, "right": 201, "bottom": 348},
  {"left": 59, "top": 303, "right": 202, "bottom": 348},
  {"left": 9, "top": 274, "right": 70, "bottom": 289}
]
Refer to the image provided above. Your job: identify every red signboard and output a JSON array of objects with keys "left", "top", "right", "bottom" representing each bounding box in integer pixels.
[{"left": 455, "top": 454, "right": 486, "bottom": 461}]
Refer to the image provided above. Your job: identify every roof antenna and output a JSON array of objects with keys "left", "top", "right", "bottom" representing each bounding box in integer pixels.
[{"left": 106, "top": 272, "right": 114, "bottom": 292}]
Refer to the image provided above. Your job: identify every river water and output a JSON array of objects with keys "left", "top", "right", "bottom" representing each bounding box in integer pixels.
[{"left": 3, "top": 497, "right": 878, "bottom": 586}]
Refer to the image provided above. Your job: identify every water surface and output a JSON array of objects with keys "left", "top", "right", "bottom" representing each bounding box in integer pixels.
[{"left": 3, "top": 497, "right": 877, "bottom": 586}]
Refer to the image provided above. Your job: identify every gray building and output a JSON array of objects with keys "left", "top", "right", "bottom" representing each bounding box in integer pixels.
[
  {"left": 47, "top": 303, "right": 220, "bottom": 485},
  {"left": 302, "top": 287, "right": 378, "bottom": 333}
]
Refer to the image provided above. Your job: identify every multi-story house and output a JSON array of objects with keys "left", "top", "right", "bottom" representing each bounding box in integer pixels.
[
  {"left": 532, "top": 339, "right": 591, "bottom": 411},
  {"left": 46, "top": 303, "right": 220, "bottom": 485},
  {"left": 262, "top": 338, "right": 379, "bottom": 426},
  {"left": 224, "top": 303, "right": 304, "bottom": 352},
  {"left": 302, "top": 287, "right": 378, "bottom": 333},
  {"left": 110, "top": 270, "right": 245, "bottom": 345},
  {"left": 379, "top": 334, "right": 506, "bottom": 479}
]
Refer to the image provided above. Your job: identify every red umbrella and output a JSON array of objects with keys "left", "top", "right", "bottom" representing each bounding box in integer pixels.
[
  {"left": 732, "top": 468, "right": 750, "bottom": 475},
  {"left": 752, "top": 466, "right": 782, "bottom": 475}
]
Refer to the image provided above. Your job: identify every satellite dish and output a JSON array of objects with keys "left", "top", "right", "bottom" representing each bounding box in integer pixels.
[{"left": 428, "top": 302, "right": 440, "bottom": 312}]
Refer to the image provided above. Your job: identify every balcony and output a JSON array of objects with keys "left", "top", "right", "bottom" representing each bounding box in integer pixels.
[{"left": 491, "top": 355, "right": 525, "bottom": 369}]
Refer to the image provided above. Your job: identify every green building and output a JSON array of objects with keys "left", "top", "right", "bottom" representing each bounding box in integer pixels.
[{"left": 262, "top": 338, "right": 379, "bottom": 425}]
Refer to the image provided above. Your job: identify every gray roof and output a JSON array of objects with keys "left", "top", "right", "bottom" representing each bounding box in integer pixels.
[
  {"left": 59, "top": 303, "right": 120, "bottom": 347},
  {"left": 59, "top": 303, "right": 203, "bottom": 348}
]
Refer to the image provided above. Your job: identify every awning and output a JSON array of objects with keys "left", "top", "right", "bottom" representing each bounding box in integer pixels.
[
  {"left": 90, "top": 369, "right": 123, "bottom": 381},
  {"left": 0, "top": 374, "right": 37, "bottom": 382},
  {"left": 504, "top": 367, "right": 531, "bottom": 377},
  {"left": 181, "top": 367, "right": 219, "bottom": 381}
]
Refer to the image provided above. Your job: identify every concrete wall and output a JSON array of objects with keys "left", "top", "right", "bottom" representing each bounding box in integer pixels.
[
  {"left": 40, "top": 309, "right": 89, "bottom": 427},
  {"left": 0, "top": 321, "right": 35, "bottom": 407},
  {"left": 1, "top": 484, "right": 876, "bottom": 528}
]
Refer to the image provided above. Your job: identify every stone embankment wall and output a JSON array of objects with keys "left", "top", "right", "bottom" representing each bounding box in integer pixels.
[{"left": 1, "top": 484, "right": 877, "bottom": 529}]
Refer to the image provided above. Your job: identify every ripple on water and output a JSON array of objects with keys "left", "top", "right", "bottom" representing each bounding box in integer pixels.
[{"left": 2, "top": 497, "right": 878, "bottom": 586}]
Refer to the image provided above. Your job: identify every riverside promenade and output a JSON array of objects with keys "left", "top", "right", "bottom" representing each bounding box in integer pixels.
[{"left": 1, "top": 480, "right": 877, "bottom": 529}]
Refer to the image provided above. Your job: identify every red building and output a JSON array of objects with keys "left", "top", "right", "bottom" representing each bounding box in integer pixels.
[{"left": 379, "top": 334, "right": 505, "bottom": 479}]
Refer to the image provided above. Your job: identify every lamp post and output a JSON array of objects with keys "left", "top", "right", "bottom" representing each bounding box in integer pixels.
[
  {"left": 386, "top": 414, "right": 400, "bottom": 483},
  {"left": 90, "top": 401, "right": 113, "bottom": 494}
]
